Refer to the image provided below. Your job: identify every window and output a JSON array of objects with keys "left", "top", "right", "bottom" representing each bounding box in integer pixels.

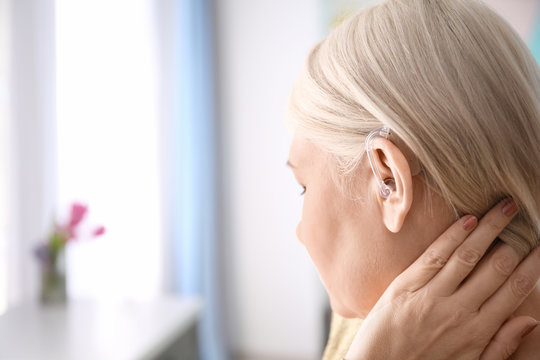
[{"left": 56, "top": 0, "right": 165, "bottom": 300}]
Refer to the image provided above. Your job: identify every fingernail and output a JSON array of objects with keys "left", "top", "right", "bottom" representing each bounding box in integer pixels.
[
  {"left": 502, "top": 198, "right": 518, "bottom": 217},
  {"left": 462, "top": 215, "right": 478, "bottom": 231},
  {"left": 521, "top": 322, "right": 539, "bottom": 339}
]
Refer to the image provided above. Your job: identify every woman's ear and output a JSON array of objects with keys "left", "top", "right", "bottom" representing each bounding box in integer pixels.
[{"left": 369, "top": 138, "right": 414, "bottom": 233}]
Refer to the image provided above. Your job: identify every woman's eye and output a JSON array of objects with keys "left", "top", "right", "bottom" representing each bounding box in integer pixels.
[{"left": 300, "top": 186, "right": 306, "bottom": 196}]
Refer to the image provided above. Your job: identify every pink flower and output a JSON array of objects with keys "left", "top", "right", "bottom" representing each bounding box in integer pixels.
[
  {"left": 69, "top": 203, "right": 88, "bottom": 229},
  {"left": 66, "top": 225, "right": 76, "bottom": 240},
  {"left": 93, "top": 226, "right": 106, "bottom": 237}
]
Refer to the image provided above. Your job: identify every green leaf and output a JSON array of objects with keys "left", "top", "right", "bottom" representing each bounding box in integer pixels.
[{"left": 49, "top": 232, "right": 66, "bottom": 254}]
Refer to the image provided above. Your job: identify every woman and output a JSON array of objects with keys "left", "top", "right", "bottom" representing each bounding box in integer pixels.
[{"left": 287, "top": 0, "right": 540, "bottom": 358}]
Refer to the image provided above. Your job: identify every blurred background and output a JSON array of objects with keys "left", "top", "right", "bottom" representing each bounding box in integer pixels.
[{"left": 1, "top": 0, "right": 540, "bottom": 359}]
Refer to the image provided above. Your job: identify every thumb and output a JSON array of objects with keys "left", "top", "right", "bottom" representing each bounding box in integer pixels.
[{"left": 480, "top": 316, "right": 539, "bottom": 360}]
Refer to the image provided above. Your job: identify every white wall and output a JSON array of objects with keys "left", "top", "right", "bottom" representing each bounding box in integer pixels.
[{"left": 215, "top": 1, "right": 327, "bottom": 359}]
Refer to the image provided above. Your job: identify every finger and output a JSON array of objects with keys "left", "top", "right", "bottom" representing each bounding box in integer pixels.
[
  {"left": 455, "top": 243, "right": 520, "bottom": 309},
  {"left": 428, "top": 198, "right": 517, "bottom": 296},
  {"left": 480, "top": 316, "right": 539, "bottom": 360},
  {"left": 392, "top": 214, "right": 478, "bottom": 292},
  {"left": 480, "top": 245, "right": 540, "bottom": 325}
]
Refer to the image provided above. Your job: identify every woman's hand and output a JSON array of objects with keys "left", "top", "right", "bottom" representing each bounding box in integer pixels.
[{"left": 346, "top": 199, "right": 540, "bottom": 360}]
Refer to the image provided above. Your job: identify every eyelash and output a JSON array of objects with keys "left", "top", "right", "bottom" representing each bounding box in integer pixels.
[{"left": 300, "top": 186, "right": 306, "bottom": 196}]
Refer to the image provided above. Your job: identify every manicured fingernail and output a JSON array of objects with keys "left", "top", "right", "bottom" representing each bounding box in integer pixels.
[
  {"left": 521, "top": 322, "right": 539, "bottom": 339},
  {"left": 462, "top": 215, "right": 478, "bottom": 231},
  {"left": 502, "top": 198, "right": 518, "bottom": 217}
]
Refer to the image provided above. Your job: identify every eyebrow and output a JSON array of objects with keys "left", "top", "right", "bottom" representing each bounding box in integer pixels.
[{"left": 286, "top": 160, "right": 297, "bottom": 169}]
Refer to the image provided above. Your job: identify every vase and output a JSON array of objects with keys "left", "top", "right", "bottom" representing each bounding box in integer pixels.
[{"left": 40, "top": 256, "right": 67, "bottom": 305}]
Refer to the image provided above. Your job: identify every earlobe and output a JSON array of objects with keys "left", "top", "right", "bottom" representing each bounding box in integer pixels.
[{"left": 369, "top": 140, "right": 414, "bottom": 233}]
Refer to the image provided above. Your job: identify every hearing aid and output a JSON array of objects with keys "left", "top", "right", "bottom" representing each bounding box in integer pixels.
[{"left": 366, "top": 126, "right": 395, "bottom": 199}]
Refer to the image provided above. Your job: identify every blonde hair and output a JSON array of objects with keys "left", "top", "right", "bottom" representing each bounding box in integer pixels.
[{"left": 288, "top": 0, "right": 540, "bottom": 256}]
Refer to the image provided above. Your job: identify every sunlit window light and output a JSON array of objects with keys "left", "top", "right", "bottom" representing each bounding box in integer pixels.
[{"left": 55, "top": 0, "right": 164, "bottom": 301}]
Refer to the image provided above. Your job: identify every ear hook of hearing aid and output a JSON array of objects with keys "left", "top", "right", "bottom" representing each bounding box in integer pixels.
[{"left": 366, "top": 126, "right": 394, "bottom": 199}]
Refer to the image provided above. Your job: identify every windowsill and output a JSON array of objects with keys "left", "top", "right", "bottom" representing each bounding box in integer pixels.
[{"left": 0, "top": 296, "right": 202, "bottom": 360}]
